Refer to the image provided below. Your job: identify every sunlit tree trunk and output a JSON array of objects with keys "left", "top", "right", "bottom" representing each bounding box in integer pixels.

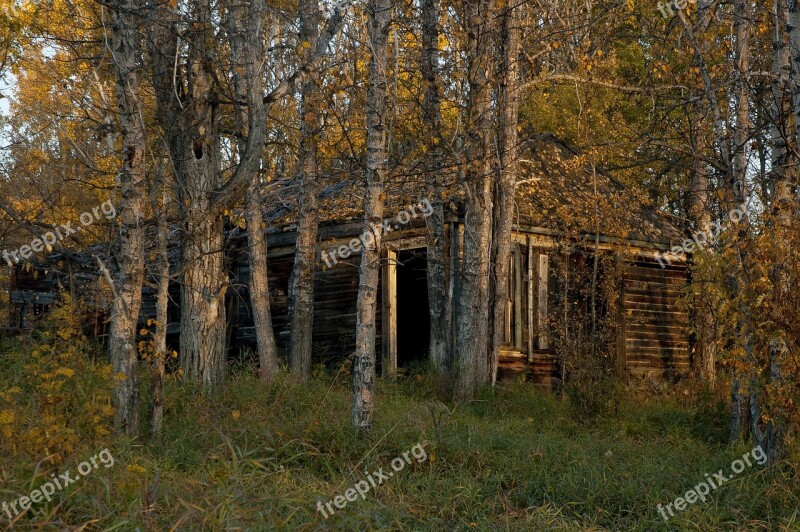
[
  {"left": 353, "top": 0, "right": 390, "bottom": 432},
  {"left": 689, "top": 1, "right": 716, "bottom": 387},
  {"left": 179, "top": 52, "right": 227, "bottom": 386},
  {"left": 107, "top": 0, "right": 146, "bottom": 436},
  {"left": 246, "top": 179, "right": 279, "bottom": 382},
  {"left": 691, "top": 99, "right": 717, "bottom": 386}
]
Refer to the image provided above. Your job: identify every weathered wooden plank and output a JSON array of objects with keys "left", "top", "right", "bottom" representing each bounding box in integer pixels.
[
  {"left": 628, "top": 265, "right": 690, "bottom": 278},
  {"left": 381, "top": 249, "right": 397, "bottom": 379},
  {"left": 625, "top": 282, "right": 689, "bottom": 295},
  {"left": 625, "top": 283, "right": 686, "bottom": 295},
  {"left": 626, "top": 338, "right": 689, "bottom": 348},
  {"left": 625, "top": 273, "right": 689, "bottom": 286},
  {"left": 527, "top": 238, "right": 534, "bottom": 361},
  {"left": 623, "top": 301, "right": 687, "bottom": 312},
  {"left": 11, "top": 291, "right": 56, "bottom": 304},
  {"left": 514, "top": 244, "right": 523, "bottom": 349},
  {"left": 625, "top": 308, "right": 690, "bottom": 320},
  {"left": 625, "top": 320, "right": 690, "bottom": 332},
  {"left": 626, "top": 347, "right": 691, "bottom": 358},
  {"left": 616, "top": 255, "right": 627, "bottom": 379},
  {"left": 627, "top": 331, "right": 691, "bottom": 342},
  {"left": 536, "top": 253, "right": 549, "bottom": 350}
]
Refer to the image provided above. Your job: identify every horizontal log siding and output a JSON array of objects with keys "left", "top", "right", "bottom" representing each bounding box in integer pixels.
[
  {"left": 231, "top": 253, "right": 382, "bottom": 366},
  {"left": 623, "top": 258, "right": 691, "bottom": 380}
]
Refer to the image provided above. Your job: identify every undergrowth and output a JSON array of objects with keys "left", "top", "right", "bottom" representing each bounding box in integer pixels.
[{"left": 0, "top": 330, "right": 797, "bottom": 530}]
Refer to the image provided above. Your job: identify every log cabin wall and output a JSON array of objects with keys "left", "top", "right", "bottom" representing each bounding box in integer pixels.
[
  {"left": 495, "top": 231, "right": 692, "bottom": 388},
  {"left": 228, "top": 239, "right": 384, "bottom": 369},
  {"left": 9, "top": 262, "right": 110, "bottom": 335},
  {"left": 8, "top": 225, "right": 691, "bottom": 386},
  {"left": 495, "top": 240, "right": 560, "bottom": 389},
  {"left": 621, "top": 256, "right": 691, "bottom": 380}
]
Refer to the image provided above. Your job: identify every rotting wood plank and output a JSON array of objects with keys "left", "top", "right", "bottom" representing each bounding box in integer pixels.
[
  {"left": 514, "top": 244, "right": 523, "bottom": 349},
  {"left": 381, "top": 249, "right": 397, "bottom": 379},
  {"left": 527, "top": 238, "right": 534, "bottom": 361},
  {"left": 537, "top": 253, "right": 549, "bottom": 349}
]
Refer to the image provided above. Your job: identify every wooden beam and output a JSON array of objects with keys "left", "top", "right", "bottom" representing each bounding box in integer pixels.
[
  {"left": 381, "top": 250, "right": 398, "bottom": 379},
  {"left": 382, "top": 249, "right": 398, "bottom": 379},
  {"left": 537, "top": 253, "right": 549, "bottom": 350},
  {"left": 615, "top": 255, "right": 628, "bottom": 381},
  {"left": 504, "top": 251, "right": 512, "bottom": 344},
  {"left": 527, "top": 238, "right": 534, "bottom": 361},
  {"left": 514, "top": 243, "right": 523, "bottom": 349}
]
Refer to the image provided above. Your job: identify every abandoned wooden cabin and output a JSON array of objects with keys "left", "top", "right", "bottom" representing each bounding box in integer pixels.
[{"left": 8, "top": 135, "right": 693, "bottom": 387}]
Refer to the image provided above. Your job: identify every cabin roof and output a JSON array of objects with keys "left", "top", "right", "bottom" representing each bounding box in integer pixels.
[
  {"left": 514, "top": 135, "right": 686, "bottom": 245},
  {"left": 262, "top": 134, "right": 687, "bottom": 248}
]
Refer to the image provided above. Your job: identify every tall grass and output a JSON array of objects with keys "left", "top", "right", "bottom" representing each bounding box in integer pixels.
[{"left": 0, "top": 338, "right": 797, "bottom": 530}]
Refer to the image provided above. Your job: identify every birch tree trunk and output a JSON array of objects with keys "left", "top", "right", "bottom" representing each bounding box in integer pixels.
[
  {"left": 289, "top": 0, "right": 324, "bottom": 381},
  {"left": 420, "top": 0, "right": 451, "bottom": 373},
  {"left": 352, "top": 0, "right": 390, "bottom": 432},
  {"left": 692, "top": 99, "right": 717, "bottom": 385},
  {"left": 729, "top": 0, "right": 753, "bottom": 442},
  {"left": 489, "top": 1, "right": 520, "bottom": 385},
  {"left": 749, "top": 0, "right": 794, "bottom": 462},
  {"left": 454, "top": 0, "right": 496, "bottom": 402},
  {"left": 107, "top": 0, "right": 146, "bottom": 436},
  {"left": 690, "top": 0, "right": 716, "bottom": 386},
  {"left": 228, "top": 0, "right": 277, "bottom": 383}
]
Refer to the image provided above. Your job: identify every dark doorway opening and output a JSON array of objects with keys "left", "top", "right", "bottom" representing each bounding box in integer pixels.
[{"left": 396, "top": 248, "right": 430, "bottom": 368}]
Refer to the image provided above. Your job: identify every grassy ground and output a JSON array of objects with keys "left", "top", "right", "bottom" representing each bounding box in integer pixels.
[{"left": 0, "top": 335, "right": 798, "bottom": 531}]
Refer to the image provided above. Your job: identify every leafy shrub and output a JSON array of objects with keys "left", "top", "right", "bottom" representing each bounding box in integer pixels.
[{"left": 0, "top": 294, "right": 115, "bottom": 468}]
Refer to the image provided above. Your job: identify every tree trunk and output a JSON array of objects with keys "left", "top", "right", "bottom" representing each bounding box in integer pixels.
[
  {"left": 489, "top": 1, "right": 520, "bottom": 386},
  {"left": 180, "top": 196, "right": 228, "bottom": 386},
  {"left": 750, "top": 0, "right": 794, "bottom": 462},
  {"left": 352, "top": 0, "right": 390, "bottom": 432},
  {"left": 246, "top": 179, "right": 279, "bottom": 382},
  {"left": 149, "top": 0, "right": 270, "bottom": 388},
  {"left": 729, "top": 0, "right": 752, "bottom": 442},
  {"left": 107, "top": 0, "right": 146, "bottom": 436},
  {"left": 420, "top": 0, "right": 451, "bottom": 373},
  {"left": 692, "top": 115, "right": 717, "bottom": 384},
  {"left": 151, "top": 184, "right": 169, "bottom": 438},
  {"left": 289, "top": 0, "right": 324, "bottom": 382},
  {"left": 227, "top": 0, "right": 276, "bottom": 383},
  {"left": 454, "top": 0, "right": 496, "bottom": 402},
  {"left": 689, "top": 3, "right": 716, "bottom": 383}
]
